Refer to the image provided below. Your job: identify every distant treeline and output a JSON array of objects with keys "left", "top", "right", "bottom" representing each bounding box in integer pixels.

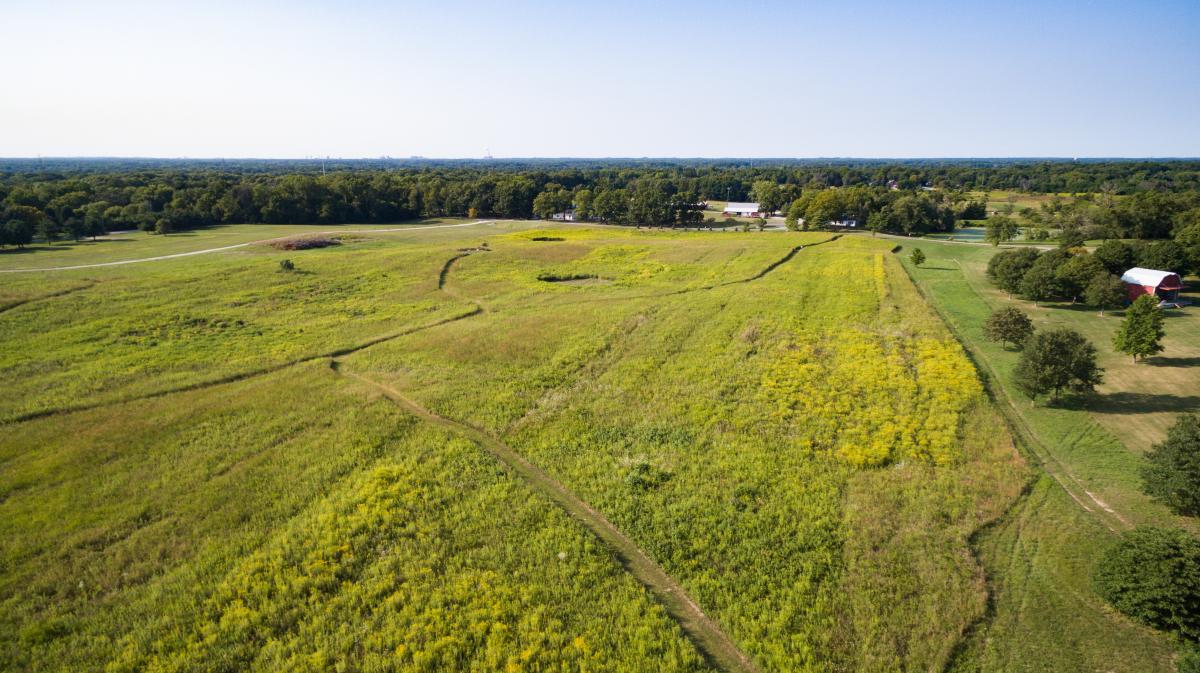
[{"left": 1, "top": 159, "right": 1199, "bottom": 246}]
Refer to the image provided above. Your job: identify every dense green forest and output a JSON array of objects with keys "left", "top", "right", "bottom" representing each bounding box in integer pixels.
[{"left": 1, "top": 159, "right": 1199, "bottom": 249}]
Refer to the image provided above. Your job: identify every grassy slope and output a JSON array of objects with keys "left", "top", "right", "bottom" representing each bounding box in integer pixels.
[
  {"left": 350, "top": 230, "right": 1026, "bottom": 672},
  {"left": 0, "top": 222, "right": 538, "bottom": 422},
  {"left": 3, "top": 224, "right": 1044, "bottom": 671},
  {"left": 0, "top": 219, "right": 482, "bottom": 270},
  {"left": 896, "top": 237, "right": 1182, "bottom": 671},
  {"left": 1, "top": 366, "right": 714, "bottom": 673}
]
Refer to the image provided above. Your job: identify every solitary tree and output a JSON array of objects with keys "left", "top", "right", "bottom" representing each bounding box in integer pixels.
[
  {"left": 1113, "top": 294, "right": 1165, "bottom": 362},
  {"left": 1141, "top": 414, "right": 1200, "bottom": 516},
  {"left": 985, "top": 215, "right": 1019, "bottom": 246},
  {"left": 4, "top": 220, "right": 33, "bottom": 248},
  {"left": 983, "top": 307, "right": 1034, "bottom": 349},
  {"left": 909, "top": 248, "right": 926, "bottom": 267},
  {"left": 866, "top": 208, "right": 890, "bottom": 236},
  {"left": 1084, "top": 273, "right": 1126, "bottom": 315},
  {"left": 1013, "top": 328, "right": 1103, "bottom": 401},
  {"left": 1094, "top": 526, "right": 1200, "bottom": 639},
  {"left": 785, "top": 200, "right": 805, "bottom": 231}
]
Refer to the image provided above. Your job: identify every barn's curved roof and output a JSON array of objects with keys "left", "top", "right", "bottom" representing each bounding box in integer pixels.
[
  {"left": 723, "top": 202, "right": 760, "bottom": 212},
  {"left": 1121, "top": 267, "right": 1183, "bottom": 288}
]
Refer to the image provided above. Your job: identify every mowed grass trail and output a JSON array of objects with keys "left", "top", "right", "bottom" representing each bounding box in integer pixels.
[{"left": 0, "top": 224, "right": 1167, "bottom": 672}]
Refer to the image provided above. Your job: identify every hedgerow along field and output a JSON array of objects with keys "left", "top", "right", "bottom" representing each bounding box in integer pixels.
[{"left": 0, "top": 221, "right": 1159, "bottom": 671}]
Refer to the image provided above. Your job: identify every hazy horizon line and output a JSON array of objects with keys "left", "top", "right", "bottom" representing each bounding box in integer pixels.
[{"left": 5, "top": 155, "right": 1200, "bottom": 162}]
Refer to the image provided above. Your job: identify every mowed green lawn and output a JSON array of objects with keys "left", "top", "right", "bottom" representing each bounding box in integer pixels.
[
  {"left": 898, "top": 236, "right": 1195, "bottom": 672},
  {"left": 0, "top": 224, "right": 1176, "bottom": 672},
  {"left": 903, "top": 239, "right": 1200, "bottom": 456}
]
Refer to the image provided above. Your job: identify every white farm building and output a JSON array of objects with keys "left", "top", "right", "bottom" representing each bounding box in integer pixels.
[{"left": 723, "top": 202, "right": 766, "bottom": 217}]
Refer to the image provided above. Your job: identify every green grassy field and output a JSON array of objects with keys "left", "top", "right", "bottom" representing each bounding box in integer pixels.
[
  {"left": 0, "top": 223, "right": 1176, "bottom": 672},
  {"left": 0, "top": 219, "right": 487, "bottom": 271},
  {"left": 974, "top": 190, "right": 1084, "bottom": 213},
  {"left": 897, "top": 236, "right": 1196, "bottom": 671}
]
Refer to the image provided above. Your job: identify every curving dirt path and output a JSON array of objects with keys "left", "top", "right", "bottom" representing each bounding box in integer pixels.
[
  {"left": 0, "top": 282, "right": 96, "bottom": 314},
  {"left": 2, "top": 306, "right": 482, "bottom": 426},
  {"left": 333, "top": 364, "right": 760, "bottom": 673},
  {"left": 0, "top": 220, "right": 496, "bottom": 273}
]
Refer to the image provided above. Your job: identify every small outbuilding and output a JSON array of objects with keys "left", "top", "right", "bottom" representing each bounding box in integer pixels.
[{"left": 1120, "top": 267, "right": 1184, "bottom": 303}]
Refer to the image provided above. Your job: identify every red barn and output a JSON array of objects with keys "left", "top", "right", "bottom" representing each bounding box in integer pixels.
[{"left": 1120, "top": 267, "right": 1184, "bottom": 303}]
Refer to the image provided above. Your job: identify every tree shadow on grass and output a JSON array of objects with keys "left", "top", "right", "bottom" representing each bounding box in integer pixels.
[
  {"left": 1, "top": 238, "right": 141, "bottom": 255},
  {"left": 918, "top": 266, "right": 957, "bottom": 271},
  {"left": 1043, "top": 302, "right": 1121, "bottom": 316},
  {"left": 1087, "top": 391, "right": 1200, "bottom": 415},
  {"left": 1148, "top": 356, "right": 1200, "bottom": 367}
]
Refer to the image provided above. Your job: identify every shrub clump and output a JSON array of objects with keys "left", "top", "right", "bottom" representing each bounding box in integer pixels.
[
  {"left": 1094, "top": 526, "right": 1200, "bottom": 639},
  {"left": 269, "top": 236, "right": 341, "bottom": 251},
  {"left": 538, "top": 272, "right": 599, "bottom": 283}
]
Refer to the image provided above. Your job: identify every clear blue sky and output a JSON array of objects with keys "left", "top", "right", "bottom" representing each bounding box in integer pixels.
[{"left": 2, "top": 0, "right": 1197, "bottom": 158}]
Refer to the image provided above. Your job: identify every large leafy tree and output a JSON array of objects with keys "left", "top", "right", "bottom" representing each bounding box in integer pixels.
[
  {"left": 1014, "top": 328, "right": 1103, "bottom": 401},
  {"left": 1084, "top": 273, "right": 1127, "bottom": 315},
  {"left": 1019, "top": 250, "right": 1071, "bottom": 305},
  {"left": 866, "top": 208, "right": 890, "bottom": 236},
  {"left": 983, "top": 307, "right": 1034, "bottom": 349},
  {"left": 1114, "top": 294, "right": 1166, "bottom": 362},
  {"left": 1177, "top": 218, "right": 1200, "bottom": 275},
  {"left": 1136, "top": 239, "right": 1190, "bottom": 273},
  {"left": 750, "top": 180, "right": 786, "bottom": 214},
  {"left": 1093, "top": 239, "right": 1135, "bottom": 275},
  {"left": 1094, "top": 526, "right": 1200, "bottom": 639},
  {"left": 532, "top": 187, "right": 572, "bottom": 220},
  {"left": 1054, "top": 254, "right": 1107, "bottom": 304},
  {"left": 3, "top": 219, "right": 33, "bottom": 248},
  {"left": 803, "top": 189, "right": 846, "bottom": 229},
  {"left": 1141, "top": 414, "right": 1200, "bottom": 516},
  {"left": 984, "top": 215, "right": 1019, "bottom": 246},
  {"left": 986, "top": 247, "right": 1040, "bottom": 296}
]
